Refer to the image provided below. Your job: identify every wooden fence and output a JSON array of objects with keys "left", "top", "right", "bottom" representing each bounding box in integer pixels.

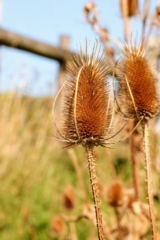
[
  {"left": 0, "top": 27, "right": 159, "bottom": 89},
  {"left": 0, "top": 28, "right": 73, "bottom": 89}
]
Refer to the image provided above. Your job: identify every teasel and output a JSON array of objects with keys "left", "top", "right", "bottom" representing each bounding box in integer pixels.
[
  {"left": 119, "top": 0, "right": 139, "bottom": 41},
  {"left": 107, "top": 181, "right": 124, "bottom": 208},
  {"left": 120, "top": 0, "right": 138, "bottom": 17},
  {"left": 53, "top": 41, "right": 114, "bottom": 240},
  {"left": 116, "top": 41, "right": 160, "bottom": 240}
]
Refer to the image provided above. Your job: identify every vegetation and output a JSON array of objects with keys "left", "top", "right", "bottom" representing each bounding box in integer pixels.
[
  {"left": 1, "top": 1, "right": 160, "bottom": 240},
  {"left": 0, "top": 92, "right": 159, "bottom": 240}
]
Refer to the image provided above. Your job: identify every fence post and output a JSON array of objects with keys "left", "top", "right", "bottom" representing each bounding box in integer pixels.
[
  {"left": 54, "top": 36, "right": 70, "bottom": 130},
  {"left": 57, "top": 35, "right": 70, "bottom": 90}
]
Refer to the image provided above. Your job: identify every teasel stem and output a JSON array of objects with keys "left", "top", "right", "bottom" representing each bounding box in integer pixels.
[
  {"left": 86, "top": 143, "right": 105, "bottom": 240},
  {"left": 114, "top": 208, "right": 122, "bottom": 240},
  {"left": 129, "top": 119, "right": 139, "bottom": 200},
  {"left": 141, "top": 0, "right": 150, "bottom": 41},
  {"left": 142, "top": 120, "right": 157, "bottom": 240}
]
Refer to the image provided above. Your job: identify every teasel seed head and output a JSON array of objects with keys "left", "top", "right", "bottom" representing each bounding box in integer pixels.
[
  {"left": 61, "top": 41, "right": 113, "bottom": 147},
  {"left": 107, "top": 181, "right": 124, "bottom": 207},
  {"left": 63, "top": 185, "right": 75, "bottom": 210},
  {"left": 50, "top": 216, "right": 65, "bottom": 235},
  {"left": 120, "top": 0, "right": 139, "bottom": 17},
  {"left": 116, "top": 42, "right": 160, "bottom": 120}
]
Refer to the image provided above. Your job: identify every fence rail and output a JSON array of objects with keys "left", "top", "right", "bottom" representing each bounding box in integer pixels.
[
  {"left": 0, "top": 28, "right": 73, "bottom": 62},
  {"left": 0, "top": 27, "right": 159, "bottom": 81}
]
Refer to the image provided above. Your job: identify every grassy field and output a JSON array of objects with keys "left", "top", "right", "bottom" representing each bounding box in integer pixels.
[{"left": 0, "top": 92, "right": 159, "bottom": 240}]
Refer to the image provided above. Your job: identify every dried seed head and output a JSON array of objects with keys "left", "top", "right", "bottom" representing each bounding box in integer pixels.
[
  {"left": 61, "top": 41, "right": 112, "bottom": 147},
  {"left": 50, "top": 216, "right": 65, "bottom": 235},
  {"left": 107, "top": 181, "right": 124, "bottom": 207},
  {"left": 116, "top": 42, "right": 160, "bottom": 120},
  {"left": 156, "top": 5, "right": 160, "bottom": 17},
  {"left": 63, "top": 185, "right": 75, "bottom": 210},
  {"left": 120, "top": 0, "right": 138, "bottom": 17},
  {"left": 124, "top": 189, "right": 136, "bottom": 208}
]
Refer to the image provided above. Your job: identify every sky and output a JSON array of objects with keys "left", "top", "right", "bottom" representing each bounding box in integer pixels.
[{"left": 0, "top": 0, "right": 158, "bottom": 96}]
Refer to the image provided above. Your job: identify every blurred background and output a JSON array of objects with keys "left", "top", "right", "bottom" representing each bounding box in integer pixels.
[{"left": 0, "top": 0, "right": 160, "bottom": 239}]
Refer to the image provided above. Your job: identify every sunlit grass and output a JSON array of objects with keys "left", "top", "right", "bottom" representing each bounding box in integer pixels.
[{"left": 0, "top": 93, "right": 159, "bottom": 239}]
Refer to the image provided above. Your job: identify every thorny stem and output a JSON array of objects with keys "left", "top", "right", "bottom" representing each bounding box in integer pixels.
[
  {"left": 143, "top": 121, "right": 157, "bottom": 240},
  {"left": 114, "top": 208, "right": 122, "bottom": 240},
  {"left": 141, "top": 0, "right": 150, "bottom": 41},
  {"left": 86, "top": 144, "right": 105, "bottom": 240},
  {"left": 129, "top": 120, "right": 139, "bottom": 200}
]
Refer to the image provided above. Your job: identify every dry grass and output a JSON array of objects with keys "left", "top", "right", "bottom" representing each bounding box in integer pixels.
[{"left": 0, "top": 92, "right": 160, "bottom": 239}]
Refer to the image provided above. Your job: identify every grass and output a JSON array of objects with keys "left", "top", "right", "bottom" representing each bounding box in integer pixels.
[{"left": 0, "top": 92, "right": 159, "bottom": 239}]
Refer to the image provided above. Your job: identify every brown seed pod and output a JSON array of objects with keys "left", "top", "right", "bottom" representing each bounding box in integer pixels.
[
  {"left": 61, "top": 41, "right": 113, "bottom": 147},
  {"left": 107, "top": 181, "right": 124, "bottom": 207},
  {"left": 116, "top": 42, "right": 160, "bottom": 120},
  {"left": 50, "top": 216, "right": 65, "bottom": 235},
  {"left": 120, "top": 0, "right": 138, "bottom": 17},
  {"left": 63, "top": 185, "right": 75, "bottom": 210}
]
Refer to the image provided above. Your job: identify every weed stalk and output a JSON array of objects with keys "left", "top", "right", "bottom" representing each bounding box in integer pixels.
[
  {"left": 86, "top": 143, "right": 104, "bottom": 240},
  {"left": 143, "top": 120, "right": 157, "bottom": 240}
]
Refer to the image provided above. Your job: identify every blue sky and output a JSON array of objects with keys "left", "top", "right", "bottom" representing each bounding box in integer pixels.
[{"left": 0, "top": 0, "right": 158, "bottom": 96}]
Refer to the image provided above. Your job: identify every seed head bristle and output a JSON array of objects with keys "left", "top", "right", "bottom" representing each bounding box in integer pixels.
[
  {"left": 116, "top": 42, "right": 160, "bottom": 120},
  {"left": 62, "top": 41, "right": 112, "bottom": 147}
]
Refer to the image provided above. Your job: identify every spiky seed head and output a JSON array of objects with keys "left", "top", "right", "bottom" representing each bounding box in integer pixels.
[
  {"left": 62, "top": 41, "right": 112, "bottom": 147},
  {"left": 120, "top": 0, "right": 138, "bottom": 17},
  {"left": 50, "top": 216, "right": 65, "bottom": 235},
  {"left": 107, "top": 181, "right": 124, "bottom": 207},
  {"left": 63, "top": 185, "right": 75, "bottom": 210},
  {"left": 156, "top": 5, "right": 160, "bottom": 17},
  {"left": 116, "top": 42, "right": 160, "bottom": 120}
]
